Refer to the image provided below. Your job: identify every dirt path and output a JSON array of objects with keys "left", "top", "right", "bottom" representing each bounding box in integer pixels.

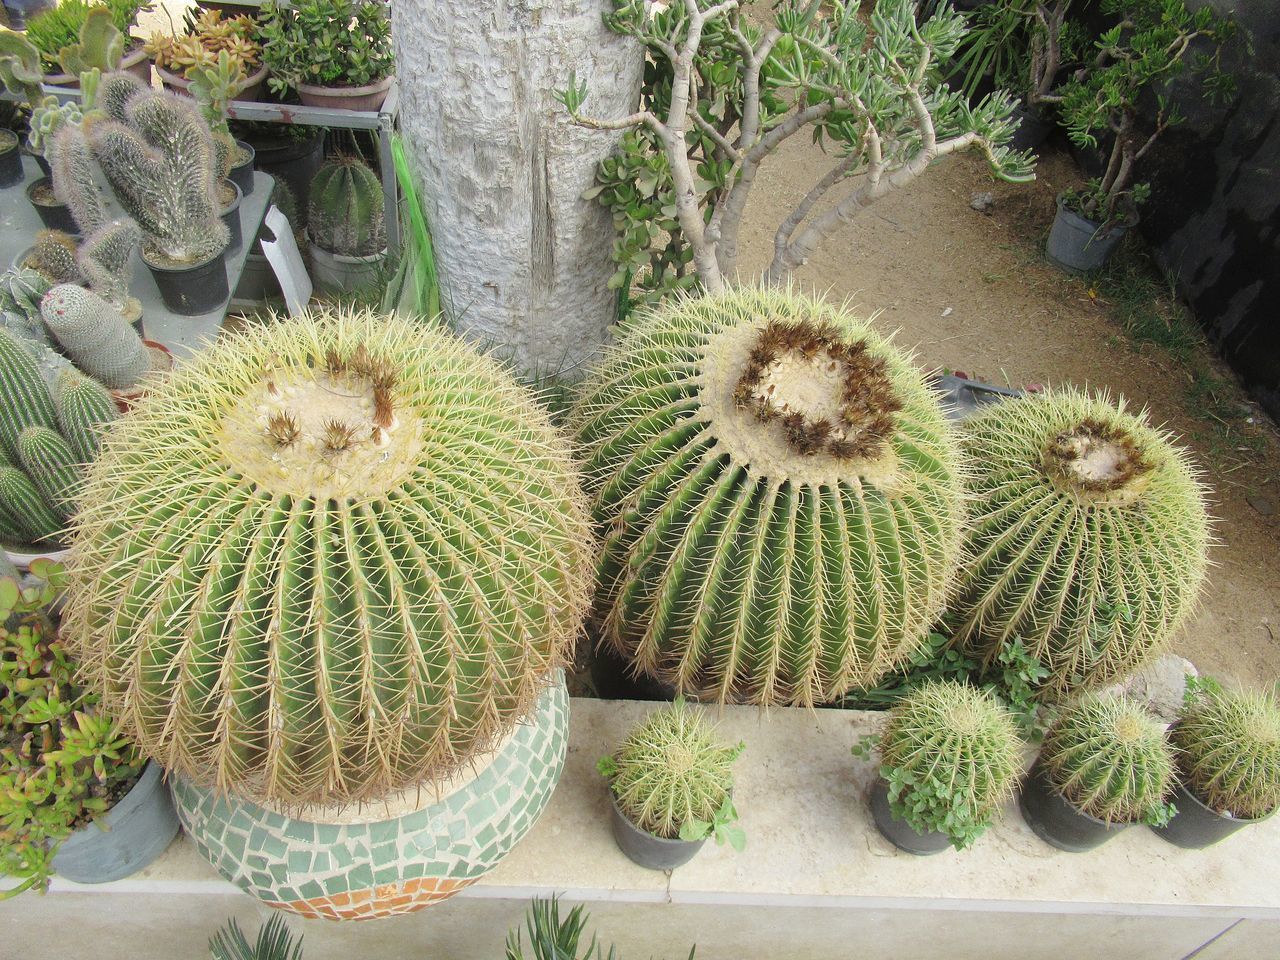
[{"left": 736, "top": 140, "right": 1280, "bottom": 687}]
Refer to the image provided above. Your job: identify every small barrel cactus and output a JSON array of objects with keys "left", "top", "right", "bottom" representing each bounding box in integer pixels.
[
  {"left": 30, "top": 231, "right": 83, "bottom": 286},
  {"left": 571, "top": 287, "right": 965, "bottom": 706},
  {"left": 308, "top": 155, "right": 386, "bottom": 257},
  {"left": 17, "top": 425, "right": 81, "bottom": 521},
  {"left": 0, "top": 328, "right": 58, "bottom": 459},
  {"left": 1173, "top": 687, "right": 1280, "bottom": 820},
  {"left": 64, "top": 307, "right": 592, "bottom": 807},
  {"left": 41, "top": 285, "right": 149, "bottom": 390},
  {"left": 1040, "top": 694, "right": 1175, "bottom": 824},
  {"left": 948, "top": 388, "right": 1211, "bottom": 694},
  {"left": 53, "top": 368, "right": 118, "bottom": 463}
]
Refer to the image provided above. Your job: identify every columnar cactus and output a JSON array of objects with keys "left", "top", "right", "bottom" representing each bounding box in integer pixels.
[
  {"left": 308, "top": 156, "right": 386, "bottom": 257},
  {"left": 17, "top": 425, "right": 81, "bottom": 521},
  {"left": 49, "top": 125, "right": 109, "bottom": 237},
  {"left": 64, "top": 307, "right": 593, "bottom": 807},
  {"left": 1173, "top": 687, "right": 1280, "bottom": 820},
  {"left": 78, "top": 219, "right": 142, "bottom": 313},
  {"left": 0, "top": 329, "right": 58, "bottom": 459},
  {"left": 41, "top": 285, "right": 149, "bottom": 390},
  {"left": 98, "top": 70, "right": 147, "bottom": 124},
  {"left": 0, "top": 466, "right": 62, "bottom": 543},
  {"left": 949, "top": 388, "right": 1211, "bottom": 694},
  {"left": 53, "top": 368, "right": 118, "bottom": 463},
  {"left": 571, "top": 287, "right": 965, "bottom": 706}
]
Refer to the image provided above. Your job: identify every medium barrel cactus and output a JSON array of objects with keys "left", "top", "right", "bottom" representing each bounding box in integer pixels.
[
  {"left": 65, "top": 307, "right": 592, "bottom": 807},
  {"left": 308, "top": 156, "right": 386, "bottom": 257},
  {"left": 949, "top": 388, "right": 1210, "bottom": 694},
  {"left": 571, "top": 287, "right": 964, "bottom": 706},
  {"left": 1173, "top": 687, "right": 1280, "bottom": 820}
]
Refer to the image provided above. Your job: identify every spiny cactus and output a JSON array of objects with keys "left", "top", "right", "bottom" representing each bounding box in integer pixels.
[
  {"left": 308, "top": 155, "right": 386, "bottom": 257},
  {"left": 0, "top": 466, "right": 62, "bottom": 544},
  {"left": 17, "top": 425, "right": 82, "bottom": 521},
  {"left": 948, "top": 388, "right": 1211, "bottom": 694},
  {"left": 1040, "top": 694, "right": 1175, "bottom": 824},
  {"left": 1174, "top": 688, "right": 1280, "bottom": 820},
  {"left": 41, "top": 285, "right": 149, "bottom": 390},
  {"left": 571, "top": 287, "right": 965, "bottom": 706},
  {"left": 64, "top": 307, "right": 592, "bottom": 807},
  {"left": 0, "top": 269, "right": 53, "bottom": 323},
  {"left": 78, "top": 219, "right": 141, "bottom": 313},
  {"left": 49, "top": 125, "right": 109, "bottom": 237},
  {"left": 30, "top": 232, "right": 84, "bottom": 286},
  {"left": 601, "top": 702, "right": 743, "bottom": 840},
  {"left": 53, "top": 368, "right": 118, "bottom": 463},
  {"left": 0, "top": 329, "right": 59, "bottom": 460},
  {"left": 98, "top": 70, "right": 147, "bottom": 124}
]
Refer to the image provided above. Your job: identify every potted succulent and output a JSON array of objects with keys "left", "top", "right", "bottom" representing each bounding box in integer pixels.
[
  {"left": 598, "top": 701, "right": 746, "bottom": 871},
  {"left": 145, "top": 8, "right": 264, "bottom": 99},
  {"left": 307, "top": 154, "right": 386, "bottom": 293},
  {"left": 0, "top": 559, "right": 179, "bottom": 897},
  {"left": 259, "top": 0, "right": 394, "bottom": 112},
  {"left": 1020, "top": 693, "right": 1176, "bottom": 851},
  {"left": 25, "top": 0, "right": 152, "bottom": 86},
  {"left": 63, "top": 307, "right": 593, "bottom": 919},
  {"left": 856, "top": 680, "right": 1023, "bottom": 854},
  {"left": 189, "top": 51, "right": 256, "bottom": 198},
  {"left": 1154, "top": 686, "right": 1280, "bottom": 849}
]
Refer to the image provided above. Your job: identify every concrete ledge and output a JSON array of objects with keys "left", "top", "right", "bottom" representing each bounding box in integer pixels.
[{"left": 3, "top": 698, "right": 1279, "bottom": 959}]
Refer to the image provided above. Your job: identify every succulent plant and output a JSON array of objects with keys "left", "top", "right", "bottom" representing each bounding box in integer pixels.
[
  {"left": 41, "top": 285, "right": 149, "bottom": 390},
  {"left": 0, "top": 269, "right": 53, "bottom": 323},
  {"left": 77, "top": 219, "right": 142, "bottom": 314},
  {"left": 29, "top": 230, "right": 84, "bottom": 286},
  {"left": 600, "top": 701, "right": 744, "bottom": 844},
  {"left": 308, "top": 156, "right": 386, "bottom": 257},
  {"left": 54, "top": 6, "right": 125, "bottom": 77},
  {"left": 64, "top": 307, "right": 592, "bottom": 807},
  {"left": 146, "top": 9, "right": 260, "bottom": 78},
  {"left": 53, "top": 367, "right": 118, "bottom": 463},
  {"left": 0, "top": 30, "right": 46, "bottom": 107},
  {"left": 571, "top": 287, "right": 965, "bottom": 706},
  {"left": 1040, "top": 694, "right": 1175, "bottom": 825},
  {"left": 27, "top": 97, "right": 83, "bottom": 158},
  {"left": 948, "top": 388, "right": 1211, "bottom": 694},
  {"left": 49, "top": 124, "right": 109, "bottom": 236},
  {"left": 875, "top": 680, "right": 1023, "bottom": 849},
  {"left": 1173, "top": 687, "right": 1280, "bottom": 820}
]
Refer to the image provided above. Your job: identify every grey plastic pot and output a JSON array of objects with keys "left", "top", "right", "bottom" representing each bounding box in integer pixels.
[
  {"left": 307, "top": 240, "right": 386, "bottom": 295},
  {"left": 50, "top": 762, "right": 179, "bottom": 883},
  {"left": 869, "top": 777, "right": 952, "bottom": 856},
  {"left": 608, "top": 792, "right": 705, "bottom": 871},
  {"left": 1046, "top": 194, "right": 1130, "bottom": 273},
  {"left": 1151, "top": 782, "right": 1273, "bottom": 849},
  {"left": 233, "top": 251, "right": 282, "bottom": 303},
  {"left": 1018, "top": 759, "right": 1129, "bottom": 853}
]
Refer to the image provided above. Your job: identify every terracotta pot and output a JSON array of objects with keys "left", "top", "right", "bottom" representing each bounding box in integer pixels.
[
  {"left": 157, "top": 62, "right": 267, "bottom": 102},
  {"left": 296, "top": 74, "right": 393, "bottom": 112}
]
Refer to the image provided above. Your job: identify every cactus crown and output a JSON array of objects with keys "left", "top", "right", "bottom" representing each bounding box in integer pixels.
[
  {"left": 602, "top": 701, "right": 743, "bottom": 839},
  {"left": 1174, "top": 688, "right": 1280, "bottom": 821},
  {"left": 571, "top": 287, "right": 964, "bottom": 706},
  {"left": 307, "top": 155, "right": 386, "bottom": 258},
  {"left": 64, "top": 307, "right": 593, "bottom": 808},
  {"left": 1040, "top": 694, "right": 1175, "bottom": 824},
  {"left": 949, "top": 388, "right": 1211, "bottom": 694}
]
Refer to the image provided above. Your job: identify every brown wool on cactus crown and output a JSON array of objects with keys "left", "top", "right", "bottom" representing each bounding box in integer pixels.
[{"left": 1041, "top": 416, "right": 1154, "bottom": 504}]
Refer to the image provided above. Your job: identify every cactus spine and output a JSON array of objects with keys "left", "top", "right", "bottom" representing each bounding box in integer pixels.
[
  {"left": 49, "top": 124, "right": 109, "bottom": 237},
  {"left": 1173, "top": 687, "right": 1280, "bottom": 820},
  {"left": 0, "top": 466, "right": 63, "bottom": 543},
  {"left": 53, "top": 368, "right": 118, "bottom": 462},
  {"left": 78, "top": 219, "right": 142, "bottom": 313},
  {"left": 948, "top": 388, "right": 1211, "bottom": 694},
  {"left": 17, "top": 425, "right": 82, "bottom": 520},
  {"left": 308, "top": 156, "right": 386, "bottom": 257},
  {"left": 0, "top": 329, "right": 58, "bottom": 459},
  {"left": 30, "top": 231, "right": 83, "bottom": 286},
  {"left": 41, "top": 285, "right": 149, "bottom": 390},
  {"left": 571, "top": 287, "right": 965, "bottom": 706}
]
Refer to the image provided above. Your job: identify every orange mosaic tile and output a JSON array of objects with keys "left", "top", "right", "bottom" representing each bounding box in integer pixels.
[{"left": 265, "top": 875, "right": 479, "bottom": 921}]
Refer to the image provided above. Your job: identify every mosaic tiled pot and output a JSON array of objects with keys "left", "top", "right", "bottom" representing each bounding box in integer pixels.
[{"left": 172, "top": 678, "right": 569, "bottom": 921}]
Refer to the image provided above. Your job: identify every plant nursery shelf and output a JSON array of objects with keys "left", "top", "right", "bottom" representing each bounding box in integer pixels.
[{"left": 5, "top": 699, "right": 1279, "bottom": 960}]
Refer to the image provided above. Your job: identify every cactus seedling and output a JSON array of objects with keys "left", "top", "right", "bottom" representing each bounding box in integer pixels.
[
  {"left": 1173, "top": 687, "right": 1280, "bottom": 820},
  {"left": 308, "top": 155, "right": 386, "bottom": 257},
  {"left": 40, "top": 285, "right": 150, "bottom": 390}
]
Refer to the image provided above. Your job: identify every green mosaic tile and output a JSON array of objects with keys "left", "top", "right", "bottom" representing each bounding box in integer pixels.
[
  {"left": 368, "top": 819, "right": 399, "bottom": 844},
  {"left": 298, "top": 879, "right": 325, "bottom": 900},
  {"left": 286, "top": 850, "right": 312, "bottom": 875},
  {"left": 283, "top": 820, "right": 315, "bottom": 843},
  {"left": 373, "top": 862, "right": 401, "bottom": 885}
]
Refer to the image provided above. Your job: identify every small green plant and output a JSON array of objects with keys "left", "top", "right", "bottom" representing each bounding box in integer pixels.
[
  {"left": 599, "top": 701, "right": 745, "bottom": 850},
  {"left": 25, "top": 0, "right": 150, "bottom": 70},
  {"left": 1173, "top": 687, "right": 1280, "bottom": 821},
  {"left": 308, "top": 155, "right": 386, "bottom": 257},
  {"left": 258, "top": 0, "right": 394, "bottom": 95},
  {"left": 209, "top": 915, "right": 303, "bottom": 960},
  {"left": 506, "top": 896, "right": 697, "bottom": 960},
  {"left": 1039, "top": 693, "right": 1175, "bottom": 825},
  {"left": 145, "top": 8, "right": 260, "bottom": 79}
]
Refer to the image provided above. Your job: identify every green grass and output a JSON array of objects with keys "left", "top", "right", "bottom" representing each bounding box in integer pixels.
[{"left": 1093, "top": 250, "right": 1204, "bottom": 361}]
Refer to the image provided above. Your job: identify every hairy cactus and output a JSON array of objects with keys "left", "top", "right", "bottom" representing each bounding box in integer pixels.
[
  {"left": 98, "top": 70, "right": 147, "bottom": 124},
  {"left": 601, "top": 701, "right": 744, "bottom": 840},
  {"left": 0, "top": 466, "right": 62, "bottom": 543},
  {"left": 64, "top": 307, "right": 592, "bottom": 807},
  {"left": 1173, "top": 688, "right": 1280, "bottom": 820},
  {"left": 1040, "top": 694, "right": 1175, "bottom": 824},
  {"left": 0, "top": 269, "right": 53, "bottom": 322},
  {"left": 78, "top": 219, "right": 141, "bottom": 312},
  {"left": 30, "top": 231, "right": 84, "bottom": 286},
  {"left": 0, "top": 329, "right": 59, "bottom": 460},
  {"left": 571, "top": 287, "right": 965, "bottom": 706},
  {"left": 49, "top": 125, "right": 108, "bottom": 237},
  {"left": 40, "top": 285, "right": 149, "bottom": 390},
  {"left": 948, "top": 388, "right": 1211, "bottom": 694},
  {"left": 53, "top": 368, "right": 118, "bottom": 463},
  {"left": 308, "top": 155, "right": 386, "bottom": 257},
  {"left": 17, "top": 425, "right": 81, "bottom": 521}
]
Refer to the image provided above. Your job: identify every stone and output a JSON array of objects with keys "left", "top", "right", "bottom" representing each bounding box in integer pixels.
[
  {"left": 970, "top": 191, "right": 995, "bottom": 213},
  {"left": 1247, "top": 495, "right": 1275, "bottom": 516},
  {"left": 1101, "top": 653, "right": 1198, "bottom": 722}
]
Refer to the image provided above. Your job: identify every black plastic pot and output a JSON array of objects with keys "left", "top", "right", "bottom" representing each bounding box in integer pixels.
[
  {"left": 1018, "top": 759, "right": 1129, "bottom": 853},
  {"left": 589, "top": 644, "right": 677, "bottom": 702},
  {"left": 230, "top": 140, "right": 256, "bottom": 198},
  {"left": 1009, "top": 103, "right": 1053, "bottom": 153},
  {"left": 869, "top": 777, "right": 952, "bottom": 856},
  {"left": 0, "top": 131, "right": 23, "bottom": 188},
  {"left": 27, "top": 178, "right": 78, "bottom": 233},
  {"left": 1151, "top": 782, "right": 1272, "bottom": 849},
  {"left": 1046, "top": 194, "right": 1130, "bottom": 273},
  {"left": 241, "top": 127, "right": 324, "bottom": 217},
  {"left": 608, "top": 792, "right": 705, "bottom": 870},
  {"left": 144, "top": 247, "right": 229, "bottom": 316},
  {"left": 220, "top": 180, "right": 244, "bottom": 253}
]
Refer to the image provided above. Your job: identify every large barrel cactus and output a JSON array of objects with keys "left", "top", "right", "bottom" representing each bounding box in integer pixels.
[
  {"left": 65, "top": 308, "right": 592, "bottom": 807},
  {"left": 949, "top": 388, "right": 1210, "bottom": 693},
  {"left": 571, "top": 287, "right": 965, "bottom": 706}
]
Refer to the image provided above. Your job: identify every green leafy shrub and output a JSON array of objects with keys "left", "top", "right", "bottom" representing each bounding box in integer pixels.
[
  {"left": 258, "top": 0, "right": 394, "bottom": 95},
  {"left": 1173, "top": 687, "right": 1280, "bottom": 820}
]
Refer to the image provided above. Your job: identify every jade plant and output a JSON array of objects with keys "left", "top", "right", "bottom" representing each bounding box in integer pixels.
[
  {"left": 63, "top": 307, "right": 592, "bottom": 808},
  {"left": 948, "top": 387, "right": 1210, "bottom": 695},
  {"left": 859, "top": 680, "right": 1023, "bottom": 849},
  {"left": 1039, "top": 694, "right": 1175, "bottom": 825},
  {"left": 0, "top": 559, "right": 145, "bottom": 899},
  {"left": 258, "top": 0, "right": 394, "bottom": 96},
  {"left": 1172, "top": 687, "right": 1280, "bottom": 821},
  {"left": 571, "top": 286, "right": 965, "bottom": 706},
  {"left": 599, "top": 701, "right": 745, "bottom": 849},
  {"left": 308, "top": 155, "right": 386, "bottom": 257}
]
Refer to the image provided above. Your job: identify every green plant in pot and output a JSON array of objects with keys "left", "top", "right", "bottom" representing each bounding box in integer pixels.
[
  {"left": 145, "top": 8, "right": 264, "bottom": 100},
  {"left": 1155, "top": 687, "right": 1280, "bottom": 849},
  {"left": 1020, "top": 693, "right": 1175, "bottom": 851},
  {"left": 188, "top": 51, "right": 256, "bottom": 199},
  {"left": 306, "top": 154, "right": 386, "bottom": 294},
  {"left": 599, "top": 701, "right": 745, "bottom": 871},
  {"left": 24, "top": 0, "right": 152, "bottom": 85},
  {"left": 259, "top": 0, "right": 395, "bottom": 111},
  {"left": 857, "top": 680, "right": 1023, "bottom": 853},
  {"left": 63, "top": 306, "right": 593, "bottom": 919}
]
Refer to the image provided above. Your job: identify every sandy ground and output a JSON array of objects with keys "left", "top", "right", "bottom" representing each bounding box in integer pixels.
[{"left": 733, "top": 139, "right": 1280, "bottom": 687}]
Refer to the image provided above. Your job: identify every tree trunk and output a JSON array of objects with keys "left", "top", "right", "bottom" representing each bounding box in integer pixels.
[{"left": 393, "top": 1, "right": 641, "bottom": 376}]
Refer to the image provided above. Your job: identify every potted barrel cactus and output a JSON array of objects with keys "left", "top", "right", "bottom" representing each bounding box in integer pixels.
[
  {"left": 306, "top": 155, "right": 386, "bottom": 294},
  {"left": 571, "top": 287, "right": 965, "bottom": 706},
  {"left": 63, "top": 307, "right": 592, "bottom": 919},
  {"left": 1020, "top": 694, "right": 1175, "bottom": 852},
  {"left": 1154, "top": 687, "right": 1280, "bottom": 849},
  {"left": 948, "top": 387, "right": 1210, "bottom": 695},
  {"left": 598, "top": 701, "right": 745, "bottom": 871}
]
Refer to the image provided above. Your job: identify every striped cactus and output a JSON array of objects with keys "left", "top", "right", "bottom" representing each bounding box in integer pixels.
[
  {"left": 571, "top": 287, "right": 965, "bottom": 706},
  {"left": 308, "top": 155, "right": 385, "bottom": 257},
  {"left": 64, "top": 307, "right": 592, "bottom": 807},
  {"left": 0, "top": 328, "right": 58, "bottom": 460},
  {"left": 17, "top": 425, "right": 82, "bottom": 520},
  {"left": 53, "top": 368, "right": 118, "bottom": 463},
  {"left": 0, "top": 465, "right": 62, "bottom": 543}
]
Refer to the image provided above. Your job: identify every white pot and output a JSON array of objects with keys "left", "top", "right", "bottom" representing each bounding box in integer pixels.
[{"left": 307, "top": 240, "right": 387, "bottom": 295}]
